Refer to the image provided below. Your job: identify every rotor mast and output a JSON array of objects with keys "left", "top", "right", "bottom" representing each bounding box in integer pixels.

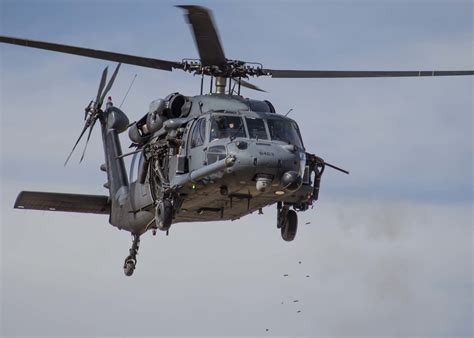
[{"left": 215, "top": 76, "right": 226, "bottom": 94}]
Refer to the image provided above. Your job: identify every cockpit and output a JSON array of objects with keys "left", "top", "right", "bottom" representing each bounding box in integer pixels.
[
  {"left": 185, "top": 110, "right": 307, "bottom": 195},
  {"left": 207, "top": 112, "right": 304, "bottom": 149},
  {"left": 210, "top": 115, "right": 245, "bottom": 140},
  {"left": 266, "top": 118, "right": 303, "bottom": 148}
]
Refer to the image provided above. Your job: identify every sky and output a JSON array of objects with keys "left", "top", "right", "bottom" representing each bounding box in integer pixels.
[{"left": 1, "top": 0, "right": 473, "bottom": 337}]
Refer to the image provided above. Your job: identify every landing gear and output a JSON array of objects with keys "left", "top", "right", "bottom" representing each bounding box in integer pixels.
[
  {"left": 124, "top": 258, "right": 136, "bottom": 276},
  {"left": 123, "top": 234, "right": 140, "bottom": 277},
  {"left": 277, "top": 203, "right": 298, "bottom": 242},
  {"left": 156, "top": 199, "right": 173, "bottom": 231},
  {"left": 281, "top": 210, "right": 298, "bottom": 241}
]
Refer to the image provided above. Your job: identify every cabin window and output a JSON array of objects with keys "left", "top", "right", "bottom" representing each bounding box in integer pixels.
[
  {"left": 210, "top": 115, "right": 245, "bottom": 141},
  {"left": 245, "top": 117, "right": 268, "bottom": 140},
  {"left": 129, "top": 152, "right": 141, "bottom": 182},
  {"left": 191, "top": 118, "right": 206, "bottom": 148},
  {"left": 267, "top": 118, "right": 304, "bottom": 148}
]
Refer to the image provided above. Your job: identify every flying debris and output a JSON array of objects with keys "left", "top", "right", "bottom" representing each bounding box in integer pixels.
[
  {"left": 305, "top": 221, "right": 311, "bottom": 225},
  {"left": 283, "top": 274, "right": 289, "bottom": 277},
  {"left": 293, "top": 300, "right": 299, "bottom": 303}
]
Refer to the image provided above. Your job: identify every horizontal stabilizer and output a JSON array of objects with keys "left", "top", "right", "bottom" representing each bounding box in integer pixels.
[{"left": 14, "top": 191, "right": 110, "bottom": 215}]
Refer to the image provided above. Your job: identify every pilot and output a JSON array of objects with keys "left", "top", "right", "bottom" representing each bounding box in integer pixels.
[
  {"left": 210, "top": 122, "right": 220, "bottom": 141},
  {"left": 211, "top": 117, "right": 236, "bottom": 140},
  {"left": 221, "top": 121, "right": 237, "bottom": 138}
]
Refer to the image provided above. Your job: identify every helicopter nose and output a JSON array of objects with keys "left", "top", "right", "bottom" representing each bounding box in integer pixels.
[{"left": 226, "top": 140, "right": 304, "bottom": 192}]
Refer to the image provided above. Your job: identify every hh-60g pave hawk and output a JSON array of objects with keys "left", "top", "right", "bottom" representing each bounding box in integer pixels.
[{"left": 2, "top": 6, "right": 473, "bottom": 276}]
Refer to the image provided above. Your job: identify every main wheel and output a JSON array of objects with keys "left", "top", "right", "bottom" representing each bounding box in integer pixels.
[
  {"left": 123, "top": 257, "right": 136, "bottom": 277},
  {"left": 281, "top": 209, "right": 298, "bottom": 242},
  {"left": 156, "top": 199, "right": 173, "bottom": 231}
]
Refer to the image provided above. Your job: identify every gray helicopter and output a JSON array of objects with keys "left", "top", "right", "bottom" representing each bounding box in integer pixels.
[{"left": 2, "top": 6, "right": 472, "bottom": 276}]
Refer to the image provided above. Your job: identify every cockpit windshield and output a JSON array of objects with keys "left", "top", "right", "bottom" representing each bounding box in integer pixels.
[
  {"left": 267, "top": 118, "right": 304, "bottom": 148},
  {"left": 210, "top": 115, "right": 245, "bottom": 141},
  {"left": 245, "top": 117, "right": 268, "bottom": 140}
]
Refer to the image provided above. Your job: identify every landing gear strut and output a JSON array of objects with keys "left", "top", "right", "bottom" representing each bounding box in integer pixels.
[
  {"left": 123, "top": 234, "right": 140, "bottom": 276},
  {"left": 277, "top": 202, "right": 298, "bottom": 242}
]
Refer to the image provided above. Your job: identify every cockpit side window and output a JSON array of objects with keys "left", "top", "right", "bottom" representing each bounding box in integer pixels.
[
  {"left": 210, "top": 115, "right": 246, "bottom": 141},
  {"left": 245, "top": 117, "right": 268, "bottom": 140},
  {"left": 191, "top": 118, "right": 206, "bottom": 148},
  {"left": 267, "top": 118, "right": 304, "bottom": 148}
]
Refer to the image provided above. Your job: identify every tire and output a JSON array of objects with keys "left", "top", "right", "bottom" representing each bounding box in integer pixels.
[
  {"left": 156, "top": 199, "right": 173, "bottom": 231},
  {"left": 124, "top": 259, "right": 135, "bottom": 277},
  {"left": 281, "top": 209, "right": 298, "bottom": 242}
]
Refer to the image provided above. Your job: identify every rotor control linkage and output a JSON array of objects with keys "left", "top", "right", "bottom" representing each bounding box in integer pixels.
[{"left": 123, "top": 233, "right": 140, "bottom": 277}]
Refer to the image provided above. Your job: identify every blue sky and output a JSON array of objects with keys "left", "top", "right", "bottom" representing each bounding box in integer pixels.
[{"left": 1, "top": 0, "right": 473, "bottom": 336}]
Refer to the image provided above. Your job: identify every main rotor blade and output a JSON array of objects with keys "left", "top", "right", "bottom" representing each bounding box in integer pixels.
[
  {"left": 95, "top": 66, "right": 108, "bottom": 108},
  {"left": 64, "top": 123, "right": 89, "bottom": 166},
  {"left": 177, "top": 5, "right": 226, "bottom": 67},
  {"left": 99, "top": 63, "right": 121, "bottom": 108},
  {"left": 236, "top": 78, "right": 266, "bottom": 92},
  {"left": 0, "top": 36, "right": 183, "bottom": 71},
  {"left": 264, "top": 69, "right": 474, "bottom": 78}
]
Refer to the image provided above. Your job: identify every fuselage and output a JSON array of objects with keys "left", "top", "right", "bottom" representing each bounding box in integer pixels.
[{"left": 120, "top": 94, "right": 314, "bottom": 234}]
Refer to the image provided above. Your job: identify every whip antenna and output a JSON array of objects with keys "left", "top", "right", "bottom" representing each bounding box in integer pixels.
[{"left": 119, "top": 74, "right": 137, "bottom": 109}]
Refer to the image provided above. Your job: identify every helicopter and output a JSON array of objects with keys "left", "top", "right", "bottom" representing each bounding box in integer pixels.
[{"left": 2, "top": 5, "right": 472, "bottom": 276}]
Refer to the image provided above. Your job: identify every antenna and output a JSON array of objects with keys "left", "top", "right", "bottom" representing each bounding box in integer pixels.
[
  {"left": 200, "top": 72, "right": 204, "bottom": 95},
  {"left": 119, "top": 74, "right": 137, "bottom": 109},
  {"left": 285, "top": 108, "right": 293, "bottom": 117}
]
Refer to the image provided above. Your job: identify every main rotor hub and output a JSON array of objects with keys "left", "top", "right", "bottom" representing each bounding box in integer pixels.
[{"left": 182, "top": 58, "right": 266, "bottom": 79}]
